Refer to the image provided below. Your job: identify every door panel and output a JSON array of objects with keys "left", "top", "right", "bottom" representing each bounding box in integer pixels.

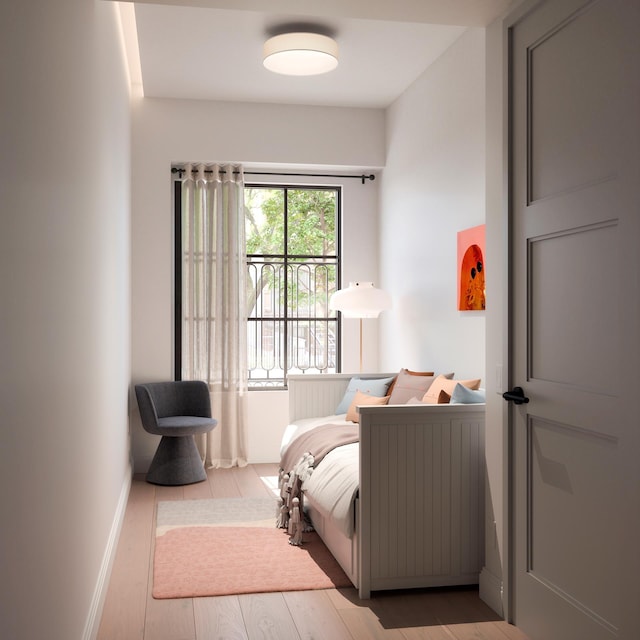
[
  {"left": 528, "top": 417, "right": 619, "bottom": 630},
  {"left": 528, "top": 0, "right": 622, "bottom": 201},
  {"left": 529, "top": 222, "right": 618, "bottom": 392},
  {"left": 509, "top": 0, "right": 640, "bottom": 638}
]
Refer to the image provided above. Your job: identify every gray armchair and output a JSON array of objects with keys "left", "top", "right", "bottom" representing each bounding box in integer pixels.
[{"left": 135, "top": 381, "right": 217, "bottom": 485}]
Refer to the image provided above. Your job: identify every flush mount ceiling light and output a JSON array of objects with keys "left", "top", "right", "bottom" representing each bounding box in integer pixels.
[{"left": 263, "top": 32, "right": 338, "bottom": 76}]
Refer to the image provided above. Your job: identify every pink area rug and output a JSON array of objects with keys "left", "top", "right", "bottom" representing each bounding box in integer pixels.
[{"left": 153, "top": 497, "right": 352, "bottom": 599}]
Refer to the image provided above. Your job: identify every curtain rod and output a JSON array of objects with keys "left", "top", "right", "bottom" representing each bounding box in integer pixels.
[{"left": 171, "top": 167, "right": 375, "bottom": 184}]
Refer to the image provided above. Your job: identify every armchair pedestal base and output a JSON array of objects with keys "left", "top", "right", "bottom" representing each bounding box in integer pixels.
[{"left": 147, "top": 435, "right": 207, "bottom": 486}]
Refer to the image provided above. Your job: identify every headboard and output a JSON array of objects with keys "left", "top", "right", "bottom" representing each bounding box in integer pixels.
[{"left": 287, "top": 373, "right": 396, "bottom": 423}]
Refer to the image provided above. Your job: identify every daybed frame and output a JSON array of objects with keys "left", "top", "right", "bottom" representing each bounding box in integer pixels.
[{"left": 287, "top": 373, "right": 485, "bottom": 599}]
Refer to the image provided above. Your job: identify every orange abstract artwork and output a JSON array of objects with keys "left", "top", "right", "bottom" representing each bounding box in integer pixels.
[{"left": 457, "top": 225, "right": 486, "bottom": 311}]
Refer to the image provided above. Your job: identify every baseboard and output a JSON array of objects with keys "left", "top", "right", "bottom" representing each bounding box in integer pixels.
[
  {"left": 82, "top": 465, "right": 132, "bottom": 640},
  {"left": 479, "top": 567, "right": 504, "bottom": 617}
]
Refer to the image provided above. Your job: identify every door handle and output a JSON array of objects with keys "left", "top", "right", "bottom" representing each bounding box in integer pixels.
[{"left": 502, "top": 386, "right": 530, "bottom": 404}]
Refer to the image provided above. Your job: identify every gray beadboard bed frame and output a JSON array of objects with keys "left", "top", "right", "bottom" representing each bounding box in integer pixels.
[{"left": 287, "top": 373, "right": 485, "bottom": 599}]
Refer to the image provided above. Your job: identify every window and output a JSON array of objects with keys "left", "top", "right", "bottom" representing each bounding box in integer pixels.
[{"left": 245, "top": 185, "right": 340, "bottom": 388}]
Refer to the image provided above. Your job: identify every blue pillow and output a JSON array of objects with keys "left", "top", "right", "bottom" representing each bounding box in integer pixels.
[
  {"left": 450, "top": 383, "right": 486, "bottom": 404},
  {"left": 335, "top": 376, "right": 395, "bottom": 414}
]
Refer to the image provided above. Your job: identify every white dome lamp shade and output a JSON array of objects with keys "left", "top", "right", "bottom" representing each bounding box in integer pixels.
[
  {"left": 263, "top": 32, "right": 339, "bottom": 76},
  {"left": 330, "top": 282, "right": 391, "bottom": 318},
  {"left": 329, "top": 282, "right": 391, "bottom": 371}
]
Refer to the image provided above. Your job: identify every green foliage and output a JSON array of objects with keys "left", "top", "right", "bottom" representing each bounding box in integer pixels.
[
  {"left": 245, "top": 188, "right": 336, "bottom": 257},
  {"left": 245, "top": 187, "right": 338, "bottom": 319},
  {"left": 245, "top": 188, "right": 284, "bottom": 255},
  {"left": 287, "top": 189, "right": 336, "bottom": 256}
]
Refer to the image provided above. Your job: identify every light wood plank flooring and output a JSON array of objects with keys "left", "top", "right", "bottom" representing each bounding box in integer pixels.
[{"left": 98, "top": 464, "right": 529, "bottom": 640}]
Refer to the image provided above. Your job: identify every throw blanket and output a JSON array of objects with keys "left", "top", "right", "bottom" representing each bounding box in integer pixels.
[
  {"left": 277, "top": 423, "right": 359, "bottom": 544},
  {"left": 280, "top": 423, "right": 359, "bottom": 476}
]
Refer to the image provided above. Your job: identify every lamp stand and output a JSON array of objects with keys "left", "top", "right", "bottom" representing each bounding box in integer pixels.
[{"left": 359, "top": 318, "right": 363, "bottom": 372}]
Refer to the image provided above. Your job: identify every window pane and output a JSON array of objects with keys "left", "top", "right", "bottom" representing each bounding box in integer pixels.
[
  {"left": 287, "top": 319, "right": 337, "bottom": 373},
  {"left": 247, "top": 318, "right": 284, "bottom": 387},
  {"left": 287, "top": 189, "right": 336, "bottom": 256},
  {"left": 247, "top": 259, "right": 284, "bottom": 319},
  {"left": 245, "top": 188, "right": 284, "bottom": 255},
  {"left": 246, "top": 185, "right": 339, "bottom": 388},
  {"left": 288, "top": 261, "right": 337, "bottom": 318}
]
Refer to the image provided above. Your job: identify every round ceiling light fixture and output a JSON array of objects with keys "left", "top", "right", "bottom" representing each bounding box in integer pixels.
[{"left": 263, "top": 32, "right": 338, "bottom": 76}]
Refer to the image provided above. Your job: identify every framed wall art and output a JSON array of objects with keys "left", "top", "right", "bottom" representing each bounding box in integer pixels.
[{"left": 457, "top": 224, "right": 486, "bottom": 311}]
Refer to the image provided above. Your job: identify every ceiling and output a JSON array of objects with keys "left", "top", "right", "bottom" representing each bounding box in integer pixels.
[{"left": 116, "top": 0, "right": 511, "bottom": 109}]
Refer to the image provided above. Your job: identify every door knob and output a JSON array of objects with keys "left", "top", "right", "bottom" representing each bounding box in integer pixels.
[{"left": 502, "top": 386, "right": 530, "bottom": 404}]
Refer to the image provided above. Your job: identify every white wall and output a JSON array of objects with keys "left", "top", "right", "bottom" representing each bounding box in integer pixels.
[
  {"left": 131, "top": 97, "right": 385, "bottom": 467},
  {"left": 379, "top": 28, "right": 486, "bottom": 380},
  {"left": 0, "top": 2, "right": 131, "bottom": 639}
]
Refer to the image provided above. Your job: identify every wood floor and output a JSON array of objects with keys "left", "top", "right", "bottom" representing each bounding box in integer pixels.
[{"left": 98, "top": 464, "right": 529, "bottom": 640}]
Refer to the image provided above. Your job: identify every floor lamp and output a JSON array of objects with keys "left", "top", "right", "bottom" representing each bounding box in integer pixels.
[{"left": 329, "top": 282, "right": 391, "bottom": 372}]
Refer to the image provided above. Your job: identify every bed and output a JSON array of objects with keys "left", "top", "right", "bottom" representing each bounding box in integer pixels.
[{"left": 281, "top": 372, "right": 486, "bottom": 599}]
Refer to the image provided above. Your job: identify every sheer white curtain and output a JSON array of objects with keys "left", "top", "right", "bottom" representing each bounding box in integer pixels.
[{"left": 180, "top": 163, "right": 248, "bottom": 468}]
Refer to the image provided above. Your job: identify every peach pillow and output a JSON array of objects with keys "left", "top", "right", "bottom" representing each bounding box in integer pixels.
[
  {"left": 420, "top": 389, "right": 452, "bottom": 405},
  {"left": 421, "top": 374, "right": 481, "bottom": 404},
  {"left": 346, "top": 390, "right": 390, "bottom": 422}
]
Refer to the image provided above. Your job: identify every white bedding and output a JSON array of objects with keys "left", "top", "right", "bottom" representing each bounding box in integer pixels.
[{"left": 280, "top": 414, "right": 359, "bottom": 538}]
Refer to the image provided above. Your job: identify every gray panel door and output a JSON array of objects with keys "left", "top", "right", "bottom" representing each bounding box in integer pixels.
[{"left": 509, "top": 0, "right": 640, "bottom": 638}]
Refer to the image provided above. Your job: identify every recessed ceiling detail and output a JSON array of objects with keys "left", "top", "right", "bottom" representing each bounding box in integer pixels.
[{"left": 130, "top": 2, "right": 507, "bottom": 108}]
